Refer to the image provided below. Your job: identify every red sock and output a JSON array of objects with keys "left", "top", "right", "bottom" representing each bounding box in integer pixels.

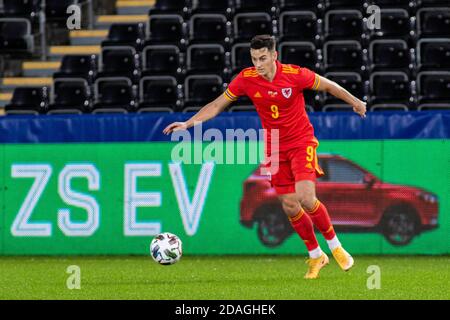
[
  {"left": 289, "top": 209, "right": 319, "bottom": 251},
  {"left": 306, "top": 200, "right": 336, "bottom": 241}
]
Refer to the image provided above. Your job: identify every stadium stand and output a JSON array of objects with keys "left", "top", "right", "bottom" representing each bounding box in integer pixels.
[{"left": 0, "top": 0, "right": 449, "bottom": 115}]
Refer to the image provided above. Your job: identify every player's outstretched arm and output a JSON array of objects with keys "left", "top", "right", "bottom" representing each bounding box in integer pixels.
[
  {"left": 163, "top": 94, "right": 232, "bottom": 135},
  {"left": 314, "top": 75, "right": 367, "bottom": 118}
]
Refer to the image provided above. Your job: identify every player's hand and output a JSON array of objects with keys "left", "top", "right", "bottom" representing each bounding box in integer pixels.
[
  {"left": 163, "top": 122, "right": 188, "bottom": 135},
  {"left": 353, "top": 100, "right": 367, "bottom": 118}
]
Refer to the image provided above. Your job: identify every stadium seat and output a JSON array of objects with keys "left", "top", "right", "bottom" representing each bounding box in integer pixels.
[
  {"left": 324, "top": 0, "right": 366, "bottom": 10},
  {"left": 234, "top": 13, "right": 273, "bottom": 42},
  {"left": 191, "top": 0, "right": 234, "bottom": 17},
  {"left": 0, "top": 18, "right": 34, "bottom": 56},
  {"left": 370, "top": 0, "right": 412, "bottom": 10},
  {"left": 370, "top": 71, "right": 412, "bottom": 106},
  {"left": 417, "top": 39, "right": 450, "bottom": 71},
  {"left": 418, "top": 0, "right": 450, "bottom": 7},
  {"left": 417, "top": 71, "right": 450, "bottom": 104},
  {"left": 148, "top": 0, "right": 191, "bottom": 18},
  {"left": 184, "top": 75, "right": 224, "bottom": 107},
  {"left": 279, "top": 0, "right": 322, "bottom": 14},
  {"left": 324, "top": 40, "right": 364, "bottom": 73},
  {"left": 324, "top": 10, "right": 364, "bottom": 41},
  {"left": 139, "top": 76, "right": 180, "bottom": 112},
  {"left": 142, "top": 44, "right": 182, "bottom": 77},
  {"left": 417, "top": 8, "right": 450, "bottom": 38},
  {"left": 147, "top": 14, "right": 186, "bottom": 46},
  {"left": 187, "top": 44, "right": 228, "bottom": 76},
  {"left": 279, "top": 11, "right": 319, "bottom": 43},
  {"left": 0, "top": 0, "right": 42, "bottom": 19},
  {"left": 93, "top": 77, "right": 136, "bottom": 113},
  {"left": 228, "top": 105, "right": 256, "bottom": 112},
  {"left": 97, "top": 46, "right": 140, "bottom": 83},
  {"left": 231, "top": 42, "right": 252, "bottom": 74},
  {"left": 5, "top": 86, "right": 48, "bottom": 115},
  {"left": 303, "top": 90, "right": 322, "bottom": 111},
  {"left": 369, "top": 39, "right": 412, "bottom": 73},
  {"left": 53, "top": 55, "right": 97, "bottom": 83},
  {"left": 322, "top": 104, "right": 354, "bottom": 112},
  {"left": 370, "top": 104, "right": 409, "bottom": 112},
  {"left": 417, "top": 103, "right": 450, "bottom": 111},
  {"left": 370, "top": 9, "right": 413, "bottom": 42},
  {"left": 234, "top": 0, "right": 277, "bottom": 15},
  {"left": 278, "top": 41, "right": 320, "bottom": 72},
  {"left": 45, "top": 0, "right": 78, "bottom": 26},
  {"left": 101, "top": 23, "right": 146, "bottom": 50},
  {"left": 48, "top": 78, "right": 90, "bottom": 114},
  {"left": 189, "top": 14, "right": 230, "bottom": 45},
  {"left": 324, "top": 72, "right": 365, "bottom": 105}
]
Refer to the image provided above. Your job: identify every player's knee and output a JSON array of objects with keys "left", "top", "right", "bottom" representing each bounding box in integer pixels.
[
  {"left": 297, "top": 192, "right": 316, "bottom": 211},
  {"left": 280, "top": 197, "right": 301, "bottom": 217}
]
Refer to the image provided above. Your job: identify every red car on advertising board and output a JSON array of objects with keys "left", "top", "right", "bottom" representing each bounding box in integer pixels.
[{"left": 240, "top": 154, "right": 439, "bottom": 246}]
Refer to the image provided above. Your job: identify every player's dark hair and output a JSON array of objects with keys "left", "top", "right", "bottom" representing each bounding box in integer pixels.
[{"left": 250, "top": 35, "right": 276, "bottom": 51}]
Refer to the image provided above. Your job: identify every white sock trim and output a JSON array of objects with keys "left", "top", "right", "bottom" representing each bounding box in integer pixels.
[
  {"left": 308, "top": 246, "right": 323, "bottom": 259},
  {"left": 327, "top": 236, "right": 341, "bottom": 251}
]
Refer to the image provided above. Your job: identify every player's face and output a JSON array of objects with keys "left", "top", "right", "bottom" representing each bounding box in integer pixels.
[{"left": 250, "top": 48, "right": 277, "bottom": 77}]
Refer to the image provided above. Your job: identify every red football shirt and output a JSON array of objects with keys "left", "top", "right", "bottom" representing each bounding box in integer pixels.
[{"left": 224, "top": 60, "right": 320, "bottom": 154}]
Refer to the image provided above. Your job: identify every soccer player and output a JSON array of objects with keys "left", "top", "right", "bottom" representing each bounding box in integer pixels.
[{"left": 163, "top": 35, "right": 367, "bottom": 279}]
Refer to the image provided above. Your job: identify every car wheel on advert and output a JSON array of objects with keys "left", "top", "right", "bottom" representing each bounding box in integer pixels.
[
  {"left": 256, "top": 207, "right": 290, "bottom": 247},
  {"left": 382, "top": 207, "right": 419, "bottom": 246}
]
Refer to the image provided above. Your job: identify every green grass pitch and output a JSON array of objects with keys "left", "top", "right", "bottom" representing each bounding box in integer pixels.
[{"left": 0, "top": 256, "right": 449, "bottom": 300}]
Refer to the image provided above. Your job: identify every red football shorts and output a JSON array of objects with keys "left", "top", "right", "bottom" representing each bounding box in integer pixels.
[{"left": 264, "top": 138, "right": 325, "bottom": 195}]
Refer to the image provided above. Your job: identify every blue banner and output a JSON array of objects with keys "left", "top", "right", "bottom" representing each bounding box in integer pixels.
[{"left": 0, "top": 111, "right": 449, "bottom": 143}]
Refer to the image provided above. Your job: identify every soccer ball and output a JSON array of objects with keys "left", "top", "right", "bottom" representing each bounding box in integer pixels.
[{"left": 150, "top": 232, "right": 183, "bottom": 265}]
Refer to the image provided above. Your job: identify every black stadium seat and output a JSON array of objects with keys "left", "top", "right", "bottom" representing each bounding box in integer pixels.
[
  {"left": 93, "top": 77, "right": 136, "bottom": 113},
  {"left": 139, "top": 76, "right": 180, "bottom": 112},
  {"left": 235, "top": 0, "right": 277, "bottom": 15},
  {"left": 280, "top": 0, "right": 322, "bottom": 13},
  {"left": 48, "top": 78, "right": 91, "bottom": 114},
  {"left": 279, "top": 11, "right": 319, "bottom": 43},
  {"left": 187, "top": 44, "right": 227, "bottom": 76},
  {"left": 1, "top": 0, "right": 42, "bottom": 19},
  {"left": 324, "top": 0, "right": 365, "bottom": 10},
  {"left": 53, "top": 55, "right": 97, "bottom": 83},
  {"left": 234, "top": 12, "right": 273, "bottom": 42},
  {"left": 149, "top": 0, "right": 191, "bottom": 18},
  {"left": 370, "top": 103, "right": 409, "bottom": 112},
  {"left": 324, "top": 10, "right": 364, "bottom": 41},
  {"left": 369, "top": 39, "right": 411, "bottom": 73},
  {"left": 324, "top": 40, "right": 364, "bottom": 73},
  {"left": 184, "top": 75, "right": 224, "bottom": 107},
  {"left": 0, "top": 18, "right": 34, "bottom": 56},
  {"left": 191, "top": 0, "right": 234, "bottom": 17},
  {"left": 147, "top": 14, "right": 186, "bottom": 46},
  {"left": 371, "top": 9, "right": 412, "bottom": 42},
  {"left": 142, "top": 44, "right": 182, "bottom": 77},
  {"left": 324, "top": 72, "right": 365, "bottom": 105},
  {"left": 189, "top": 14, "right": 230, "bottom": 44},
  {"left": 102, "top": 23, "right": 146, "bottom": 50},
  {"left": 278, "top": 41, "right": 320, "bottom": 72},
  {"left": 5, "top": 87, "right": 48, "bottom": 115},
  {"left": 417, "top": 39, "right": 450, "bottom": 71},
  {"left": 370, "top": 0, "right": 412, "bottom": 10},
  {"left": 45, "top": 0, "right": 78, "bottom": 26},
  {"left": 417, "top": 71, "right": 450, "bottom": 104},
  {"left": 97, "top": 46, "right": 140, "bottom": 83},
  {"left": 370, "top": 71, "right": 412, "bottom": 106},
  {"left": 231, "top": 42, "right": 252, "bottom": 73},
  {"left": 417, "top": 8, "right": 450, "bottom": 38}
]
